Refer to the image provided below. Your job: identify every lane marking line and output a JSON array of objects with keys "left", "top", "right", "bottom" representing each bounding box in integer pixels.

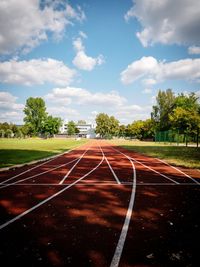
[
  {"left": 111, "top": 146, "right": 179, "bottom": 185},
  {"left": 155, "top": 158, "right": 200, "bottom": 185},
  {"left": 0, "top": 152, "right": 104, "bottom": 231},
  {"left": 59, "top": 146, "right": 91, "bottom": 184},
  {"left": 99, "top": 145, "right": 121, "bottom": 185},
  {"left": 1, "top": 182, "right": 199, "bottom": 186},
  {"left": 0, "top": 157, "right": 80, "bottom": 190},
  {"left": 0, "top": 143, "right": 87, "bottom": 185},
  {"left": 110, "top": 156, "right": 136, "bottom": 267}
]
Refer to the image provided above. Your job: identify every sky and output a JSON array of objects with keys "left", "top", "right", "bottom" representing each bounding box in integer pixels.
[{"left": 0, "top": 0, "right": 200, "bottom": 125}]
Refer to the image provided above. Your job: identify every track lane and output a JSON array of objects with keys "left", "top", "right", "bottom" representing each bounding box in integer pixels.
[
  {"left": 0, "top": 143, "right": 104, "bottom": 230},
  {"left": 0, "top": 141, "right": 200, "bottom": 267}
]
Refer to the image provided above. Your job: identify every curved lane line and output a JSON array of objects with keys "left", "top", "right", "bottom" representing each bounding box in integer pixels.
[
  {"left": 110, "top": 153, "right": 136, "bottom": 267},
  {"left": 99, "top": 145, "right": 121, "bottom": 184},
  {"left": 0, "top": 149, "right": 104, "bottom": 231},
  {"left": 111, "top": 146, "right": 179, "bottom": 184}
]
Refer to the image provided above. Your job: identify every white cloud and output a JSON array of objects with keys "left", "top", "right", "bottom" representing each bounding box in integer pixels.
[
  {"left": 125, "top": 0, "right": 200, "bottom": 47},
  {"left": 0, "top": 91, "right": 24, "bottom": 123},
  {"left": 0, "top": 58, "right": 76, "bottom": 86},
  {"left": 121, "top": 56, "right": 200, "bottom": 84},
  {"left": 142, "top": 88, "right": 152, "bottom": 94},
  {"left": 45, "top": 87, "right": 126, "bottom": 107},
  {"left": 0, "top": 0, "right": 85, "bottom": 55},
  {"left": 188, "top": 46, "right": 200, "bottom": 55},
  {"left": 72, "top": 36, "right": 104, "bottom": 71},
  {"left": 121, "top": 56, "right": 158, "bottom": 84}
]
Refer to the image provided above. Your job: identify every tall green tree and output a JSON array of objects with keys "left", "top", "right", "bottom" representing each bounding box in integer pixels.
[
  {"left": 109, "top": 116, "right": 119, "bottom": 136},
  {"left": 23, "top": 97, "right": 47, "bottom": 135},
  {"left": 95, "top": 113, "right": 110, "bottom": 138},
  {"left": 67, "top": 121, "right": 77, "bottom": 136},
  {"left": 151, "top": 89, "right": 176, "bottom": 131},
  {"left": 95, "top": 113, "right": 119, "bottom": 138}
]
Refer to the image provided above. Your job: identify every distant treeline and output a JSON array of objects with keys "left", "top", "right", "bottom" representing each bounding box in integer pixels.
[{"left": 95, "top": 89, "right": 200, "bottom": 146}]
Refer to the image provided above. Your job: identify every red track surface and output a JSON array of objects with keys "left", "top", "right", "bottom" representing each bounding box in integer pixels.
[{"left": 0, "top": 140, "right": 200, "bottom": 267}]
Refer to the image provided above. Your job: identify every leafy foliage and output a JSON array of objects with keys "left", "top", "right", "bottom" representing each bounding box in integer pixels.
[{"left": 24, "top": 97, "right": 47, "bottom": 135}]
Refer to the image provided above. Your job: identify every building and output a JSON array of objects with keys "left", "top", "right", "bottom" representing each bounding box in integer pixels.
[
  {"left": 77, "top": 123, "right": 96, "bottom": 138},
  {"left": 59, "top": 121, "right": 96, "bottom": 139}
]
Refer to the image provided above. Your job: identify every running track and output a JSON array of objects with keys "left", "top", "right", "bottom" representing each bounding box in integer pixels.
[{"left": 0, "top": 140, "right": 200, "bottom": 267}]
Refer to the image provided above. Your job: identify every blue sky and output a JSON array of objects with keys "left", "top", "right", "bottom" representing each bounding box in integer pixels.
[{"left": 0, "top": 0, "right": 200, "bottom": 124}]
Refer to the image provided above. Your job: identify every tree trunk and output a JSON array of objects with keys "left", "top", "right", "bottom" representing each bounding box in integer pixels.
[
  {"left": 197, "top": 130, "right": 199, "bottom": 148},
  {"left": 185, "top": 134, "right": 188, "bottom": 147}
]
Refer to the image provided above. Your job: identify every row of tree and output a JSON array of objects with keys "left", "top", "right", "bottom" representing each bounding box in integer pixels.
[
  {"left": 95, "top": 89, "right": 200, "bottom": 146},
  {"left": 0, "top": 122, "right": 25, "bottom": 138},
  {"left": 0, "top": 97, "right": 62, "bottom": 138},
  {"left": 151, "top": 89, "right": 200, "bottom": 146},
  {"left": 95, "top": 114, "right": 154, "bottom": 140}
]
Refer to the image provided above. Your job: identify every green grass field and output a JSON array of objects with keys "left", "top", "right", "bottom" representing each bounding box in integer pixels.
[
  {"left": 0, "top": 138, "right": 89, "bottom": 168},
  {"left": 110, "top": 139, "right": 200, "bottom": 169}
]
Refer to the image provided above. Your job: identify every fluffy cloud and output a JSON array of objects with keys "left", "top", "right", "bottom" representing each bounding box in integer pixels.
[
  {"left": 72, "top": 37, "right": 104, "bottom": 71},
  {"left": 121, "top": 56, "right": 200, "bottom": 84},
  {"left": 125, "top": 0, "right": 200, "bottom": 47},
  {"left": 0, "top": 91, "right": 24, "bottom": 123},
  {"left": 0, "top": 58, "right": 76, "bottom": 86},
  {"left": 45, "top": 87, "right": 126, "bottom": 106},
  {"left": 188, "top": 46, "right": 200, "bottom": 55},
  {"left": 121, "top": 56, "right": 158, "bottom": 84},
  {"left": 0, "top": 0, "right": 85, "bottom": 55}
]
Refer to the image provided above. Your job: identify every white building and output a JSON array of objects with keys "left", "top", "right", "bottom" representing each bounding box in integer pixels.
[
  {"left": 77, "top": 123, "right": 96, "bottom": 138},
  {"left": 59, "top": 121, "right": 96, "bottom": 139}
]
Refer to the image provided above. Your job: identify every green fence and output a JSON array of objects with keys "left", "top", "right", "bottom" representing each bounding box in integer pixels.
[{"left": 155, "top": 130, "right": 196, "bottom": 144}]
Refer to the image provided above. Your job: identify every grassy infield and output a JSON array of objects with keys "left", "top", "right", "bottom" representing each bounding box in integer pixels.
[
  {"left": 0, "top": 138, "right": 88, "bottom": 168},
  {"left": 0, "top": 138, "right": 199, "bottom": 169}
]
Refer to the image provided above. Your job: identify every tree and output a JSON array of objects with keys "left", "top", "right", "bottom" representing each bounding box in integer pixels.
[
  {"left": 95, "top": 113, "right": 110, "bottom": 138},
  {"left": 95, "top": 113, "right": 119, "bottom": 138},
  {"left": 170, "top": 93, "right": 200, "bottom": 146},
  {"left": 130, "top": 120, "right": 145, "bottom": 140},
  {"left": 118, "top": 125, "right": 126, "bottom": 138},
  {"left": 23, "top": 97, "right": 47, "bottom": 136},
  {"left": 5, "top": 129, "right": 13, "bottom": 138},
  {"left": 67, "top": 121, "right": 77, "bottom": 136},
  {"left": 151, "top": 89, "right": 176, "bottom": 131},
  {"left": 109, "top": 116, "right": 119, "bottom": 136},
  {"left": 41, "top": 116, "right": 62, "bottom": 137},
  {"left": 0, "top": 129, "right": 5, "bottom": 138},
  {"left": 142, "top": 119, "right": 154, "bottom": 140}
]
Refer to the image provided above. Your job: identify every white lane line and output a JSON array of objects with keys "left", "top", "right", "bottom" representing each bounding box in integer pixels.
[
  {"left": 111, "top": 146, "right": 179, "bottom": 185},
  {"left": 155, "top": 158, "right": 200, "bottom": 185},
  {"left": 1, "top": 182, "right": 199, "bottom": 186},
  {"left": 99, "top": 145, "right": 121, "bottom": 185},
  {"left": 110, "top": 158, "right": 136, "bottom": 267},
  {"left": 0, "top": 144, "right": 86, "bottom": 185},
  {"left": 59, "top": 146, "right": 91, "bottom": 184},
  {"left": 0, "top": 153, "right": 104, "bottom": 231},
  {"left": 0, "top": 157, "right": 80, "bottom": 190}
]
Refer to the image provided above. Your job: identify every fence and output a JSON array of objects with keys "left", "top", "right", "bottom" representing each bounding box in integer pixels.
[{"left": 155, "top": 130, "right": 196, "bottom": 145}]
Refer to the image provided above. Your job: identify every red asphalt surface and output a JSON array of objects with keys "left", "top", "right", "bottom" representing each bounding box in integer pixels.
[{"left": 0, "top": 140, "right": 200, "bottom": 267}]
